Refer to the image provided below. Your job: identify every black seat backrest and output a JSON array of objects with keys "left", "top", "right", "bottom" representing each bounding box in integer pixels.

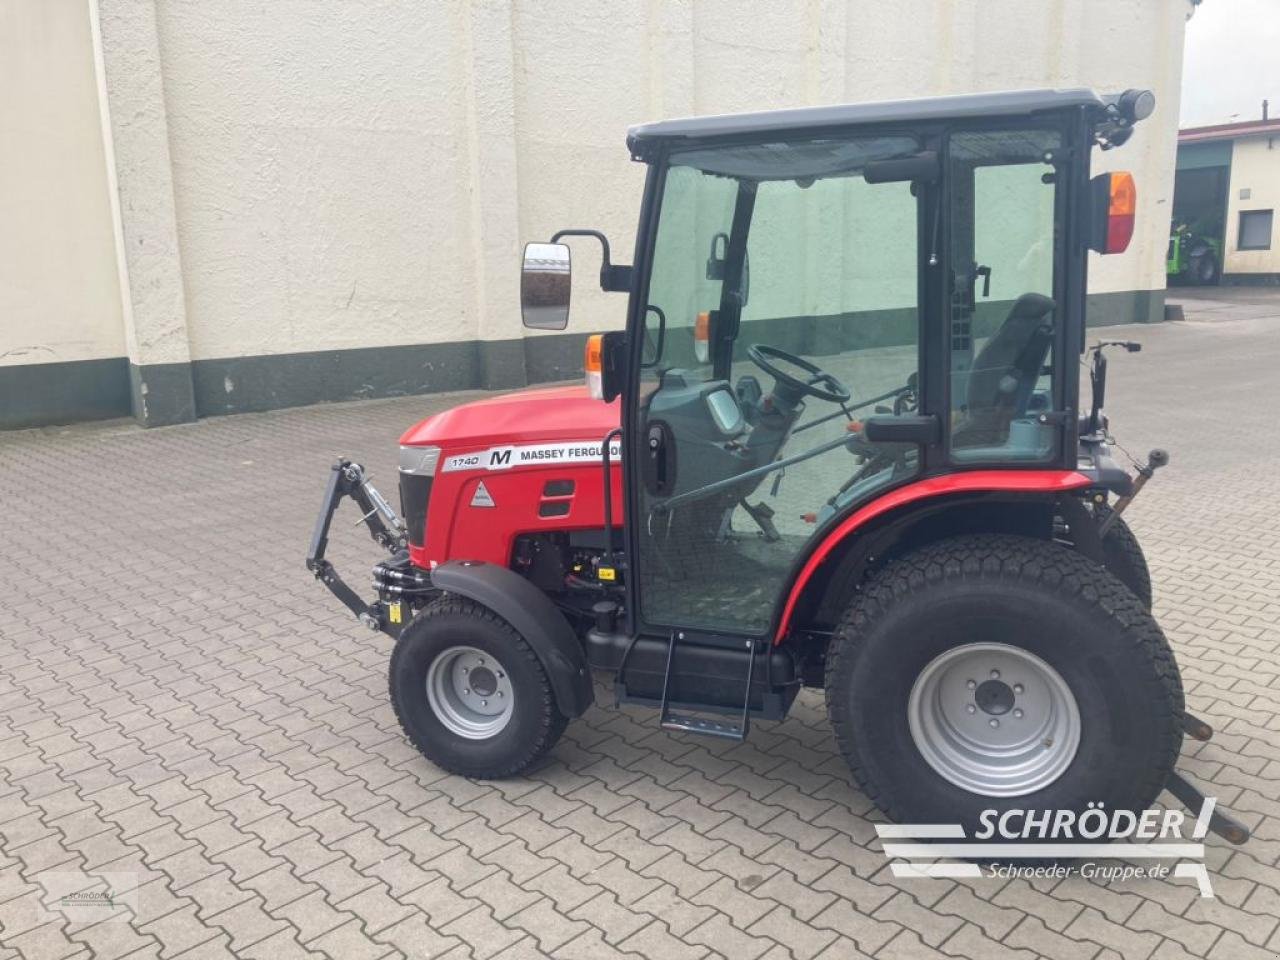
[{"left": 956, "top": 292, "right": 1055, "bottom": 447}]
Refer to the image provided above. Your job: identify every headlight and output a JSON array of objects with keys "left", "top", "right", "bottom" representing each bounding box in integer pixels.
[{"left": 399, "top": 445, "right": 441, "bottom": 476}]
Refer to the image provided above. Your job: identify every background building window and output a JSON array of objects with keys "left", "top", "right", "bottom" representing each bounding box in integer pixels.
[{"left": 1239, "top": 209, "right": 1274, "bottom": 250}]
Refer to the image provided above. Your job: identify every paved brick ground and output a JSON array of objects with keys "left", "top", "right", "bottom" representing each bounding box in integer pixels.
[{"left": 1, "top": 293, "right": 1278, "bottom": 959}]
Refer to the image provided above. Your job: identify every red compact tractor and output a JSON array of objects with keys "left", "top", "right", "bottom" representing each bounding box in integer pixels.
[{"left": 309, "top": 89, "right": 1248, "bottom": 845}]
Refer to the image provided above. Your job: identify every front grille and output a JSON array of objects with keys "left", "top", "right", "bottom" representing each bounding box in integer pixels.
[
  {"left": 399, "top": 444, "right": 440, "bottom": 548},
  {"left": 399, "top": 474, "right": 433, "bottom": 547}
]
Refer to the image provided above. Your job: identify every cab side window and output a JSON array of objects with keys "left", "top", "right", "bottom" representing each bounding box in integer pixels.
[{"left": 948, "top": 130, "right": 1061, "bottom": 462}]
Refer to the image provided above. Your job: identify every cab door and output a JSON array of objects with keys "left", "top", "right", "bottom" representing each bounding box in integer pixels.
[{"left": 629, "top": 135, "right": 929, "bottom": 637}]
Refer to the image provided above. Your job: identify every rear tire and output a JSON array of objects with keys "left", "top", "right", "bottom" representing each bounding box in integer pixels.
[
  {"left": 825, "top": 534, "right": 1183, "bottom": 839},
  {"left": 1095, "top": 504, "right": 1153, "bottom": 609},
  {"left": 1189, "top": 248, "right": 1219, "bottom": 285},
  {"left": 390, "top": 596, "right": 568, "bottom": 778}
]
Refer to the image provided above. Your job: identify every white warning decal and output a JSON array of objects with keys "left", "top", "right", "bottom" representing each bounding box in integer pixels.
[
  {"left": 442, "top": 439, "right": 623, "bottom": 473},
  {"left": 470, "top": 481, "right": 495, "bottom": 508}
]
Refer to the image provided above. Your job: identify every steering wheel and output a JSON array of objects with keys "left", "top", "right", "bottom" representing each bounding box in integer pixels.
[{"left": 746, "top": 344, "right": 852, "bottom": 405}]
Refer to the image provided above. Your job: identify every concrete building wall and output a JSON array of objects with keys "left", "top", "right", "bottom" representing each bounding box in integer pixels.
[
  {"left": 2, "top": 0, "right": 1197, "bottom": 429},
  {"left": 1223, "top": 136, "right": 1280, "bottom": 275},
  {"left": 0, "top": 0, "right": 128, "bottom": 426}
]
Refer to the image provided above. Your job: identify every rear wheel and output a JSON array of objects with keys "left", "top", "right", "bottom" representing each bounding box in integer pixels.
[
  {"left": 1189, "top": 248, "right": 1219, "bottom": 285},
  {"left": 1096, "top": 504, "right": 1153, "bottom": 609},
  {"left": 825, "top": 534, "right": 1183, "bottom": 838},
  {"left": 390, "top": 596, "right": 568, "bottom": 778}
]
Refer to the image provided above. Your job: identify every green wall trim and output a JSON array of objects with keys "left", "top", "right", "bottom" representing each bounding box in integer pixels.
[
  {"left": 1222, "top": 272, "right": 1280, "bottom": 285},
  {"left": 130, "top": 362, "right": 197, "bottom": 428},
  {"left": 190, "top": 340, "right": 484, "bottom": 417},
  {"left": 1, "top": 288, "right": 1166, "bottom": 429},
  {"left": 1176, "top": 141, "right": 1233, "bottom": 172},
  {"left": 1086, "top": 288, "right": 1165, "bottom": 326},
  {"left": 0, "top": 357, "right": 129, "bottom": 430}
]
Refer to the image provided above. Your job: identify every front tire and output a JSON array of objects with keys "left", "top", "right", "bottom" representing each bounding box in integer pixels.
[
  {"left": 390, "top": 596, "right": 568, "bottom": 778},
  {"left": 825, "top": 535, "right": 1183, "bottom": 838}
]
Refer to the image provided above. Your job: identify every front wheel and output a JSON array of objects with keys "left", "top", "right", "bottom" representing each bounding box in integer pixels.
[
  {"left": 825, "top": 534, "right": 1183, "bottom": 838},
  {"left": 390, "top": 596, "right": 568, "bottom": 778}
]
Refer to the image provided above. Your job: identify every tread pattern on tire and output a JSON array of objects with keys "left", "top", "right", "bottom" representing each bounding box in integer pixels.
[
  {"left": 389, "top": 595, "right": 568, "bottom": 778},
  {"left": 824, "top": 533, "right": 1184, "bottom": 821},
  {"left": 1095, "top": 504, "right": 1153, "bottom": 609}
]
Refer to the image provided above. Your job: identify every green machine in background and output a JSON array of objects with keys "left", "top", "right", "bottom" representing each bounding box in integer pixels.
[{"left": 1167, "top": 222, "right": 1221, "bottom": 285}]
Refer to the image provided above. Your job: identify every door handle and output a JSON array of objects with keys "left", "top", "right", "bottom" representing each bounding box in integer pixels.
[
  {"left": 642, "top": 421, "right": 677, "bottom": 496},
  {"left": 976, "top": 265, "right": 992, "bottom": 298}
]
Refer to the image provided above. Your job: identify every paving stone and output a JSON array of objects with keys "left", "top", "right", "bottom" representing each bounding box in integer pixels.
[
  {"left": 686, "top": 912, "right": 777, "bottom": 960},
  {"left": 372, "top": 912, "right": 461, "bottom": 959},
  {"left": 940, "top": 921, "right": 1040, "bottom": 960},
  {"left": 617, "top": 918, "right": 709, "bottom": 960},
  {"left": 440, "top": 905, "right": 525, "bottom": 960},
  {"left": 306, "top": 918, "right": 391, "bottom": 960},
  {"left": 2, "top": 311, "right": 1279, "bottom": 960},
  {"left": 506, "top": 897, "right": 590, "bottom": 953},
  {"left": 269, "top": 890, "right": 353, "bottom": 944}
]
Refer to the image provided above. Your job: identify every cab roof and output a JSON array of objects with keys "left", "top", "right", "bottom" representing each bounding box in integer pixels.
[{"left": 626, "top": 88, "right": 1105, "bottom": 159}]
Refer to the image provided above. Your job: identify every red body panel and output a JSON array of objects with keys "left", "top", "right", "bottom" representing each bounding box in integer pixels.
[
  {"left": 404, "top": 392, "right": 1090, "bottom": 638},
  {"left": 401, "top": 385, "right": 622, "bottom": 569},
  {"left": 772, "top": 470, "right": 1094, "bottom": 642}
]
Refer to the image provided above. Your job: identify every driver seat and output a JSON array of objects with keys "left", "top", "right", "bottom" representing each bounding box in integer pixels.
[{"left": 953, "top": 292, "right": 1055, "bottom": 449}]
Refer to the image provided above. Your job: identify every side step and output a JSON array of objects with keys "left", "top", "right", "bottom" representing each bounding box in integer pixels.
[{"left": 659, "top": 632, "right": 755, "bottom": 741}]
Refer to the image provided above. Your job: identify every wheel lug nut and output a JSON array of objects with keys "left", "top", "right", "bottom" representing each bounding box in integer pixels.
[
  {"left": 989, "top": 718, "right": 1000, "bottom": 728},
  {"left": 966, "top": 704, "right": 976, "bottom": 714},
  {"left": 497, "top": 692, "right": 503, "bottom": 698},
  {"left": 464, "top": 688, "right": 471, "bottom": 695},
  {"left": 1014, "top": 709, "right": 1023, "bottom": 718},
  {"left": 990, "top": 669, "right": 1000, "bottom": 679},
  {"left": 462, "top": 667, "right": 469, "bottom": 674},
  {"left": 1014, "top": 683, "right": 1023, "bottom": 694},
  {"left": 966, "top": 679, "right": 976, "bottom": 690},
  {"left": 481, "top": 700, "right": 488, "bottom": 706}
]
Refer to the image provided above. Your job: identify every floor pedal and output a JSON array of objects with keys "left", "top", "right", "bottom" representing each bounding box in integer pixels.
[{"left": 658, "top": 632, "right": 756, "bottom": 742}]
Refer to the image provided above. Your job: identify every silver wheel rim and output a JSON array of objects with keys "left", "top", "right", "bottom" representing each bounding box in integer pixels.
[
  {"left": 425, "top": 645, "right": 514, "bottom": 740},
  {"left": 907, "top": 642, "right": 1080, "bottom": 797}
]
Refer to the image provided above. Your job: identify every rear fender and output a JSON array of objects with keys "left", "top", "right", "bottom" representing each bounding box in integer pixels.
[
  {"left": 773, "top": 470, "right": 1093, "bottom": 642},
  {"left": 430, "top": 560, "right": 594, "bottom": 717}
]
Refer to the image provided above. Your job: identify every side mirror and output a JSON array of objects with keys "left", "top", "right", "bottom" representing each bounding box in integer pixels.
[{"left": 521, "top": 242, "right": 571, "bottom": 330}]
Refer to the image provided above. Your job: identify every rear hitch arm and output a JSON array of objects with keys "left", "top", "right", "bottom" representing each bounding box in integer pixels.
[
  {"left": 306, "top": 459, "right": 407, "bottom": 630},
  {"left": 1166, "top": 769, "right": 1252, "bottom": 845},
  {"left": 1162, "top": 711, "right": 1252, "bottom": 845},
  {"left": 1098, "top": 447, "right": 1169, "bottom": 535}
]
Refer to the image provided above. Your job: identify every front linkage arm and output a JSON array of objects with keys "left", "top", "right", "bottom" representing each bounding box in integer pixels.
[{"left": 306, "top": 459, "right": 407, "bottom": 630}]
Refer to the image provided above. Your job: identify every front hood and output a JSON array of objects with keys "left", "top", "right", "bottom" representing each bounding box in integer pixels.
[{"left": 399, "top": 384, "right": 621, "bottom": 449}]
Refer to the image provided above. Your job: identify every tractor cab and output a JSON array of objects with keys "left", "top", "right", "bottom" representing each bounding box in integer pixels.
[
  {"left": 309, "top": 88, "right": 1252, "bottom": 848},
  {"left": 524, "top": 90, "right": 1143, "bottom": 644}
]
